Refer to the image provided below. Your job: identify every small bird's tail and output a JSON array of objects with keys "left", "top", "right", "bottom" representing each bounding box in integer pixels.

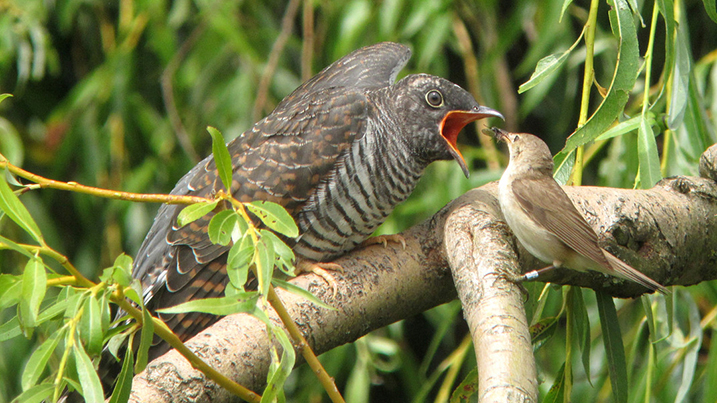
[{"left": 604, "top": 252, "right": 670, "bottom": 294}]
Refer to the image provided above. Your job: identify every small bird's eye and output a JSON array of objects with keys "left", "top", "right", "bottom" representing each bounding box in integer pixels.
[
  {"left": 512, "top": 135, "right": 520, "bottom": 142},
  {"left": 425, "top": 90, "right": 444, "bottom": 108}
]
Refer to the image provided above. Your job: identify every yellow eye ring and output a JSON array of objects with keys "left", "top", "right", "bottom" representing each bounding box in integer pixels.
[{"left": 425, "top": 90, "right": 444, "bottom": 108}]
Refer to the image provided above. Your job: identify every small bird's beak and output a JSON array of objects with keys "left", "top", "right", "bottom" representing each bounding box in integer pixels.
[{"left": 440, "top": 106, "right": 504, "bottom": 178}]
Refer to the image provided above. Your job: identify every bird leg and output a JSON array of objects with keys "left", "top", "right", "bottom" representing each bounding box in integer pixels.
[
  {"left": 295, "top": 260, "right": 344, "bottom": 298},
  {"left": 360, "top": 234, "right": 407, "bottom": 249},
  {"left": 517, "top": 265, "right": 556, "bottom": 282}
]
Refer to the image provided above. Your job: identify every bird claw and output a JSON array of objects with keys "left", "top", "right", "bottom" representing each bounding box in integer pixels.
[
  {"left": 361, "top": 234, "right": 407, "bottom": 249},
  {"left": 295, "top": 260, "right": 343, "bottom": 298}
]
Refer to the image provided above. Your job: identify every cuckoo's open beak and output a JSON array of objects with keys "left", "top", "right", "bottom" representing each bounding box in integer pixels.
[{"left": 440, "top": 106, "right": 504, "bottom": 177}]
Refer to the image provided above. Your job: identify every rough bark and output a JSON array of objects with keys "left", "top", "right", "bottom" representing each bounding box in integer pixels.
[
  {"left": 127, "top": 145, "right": 717, "bottom": 403},
  {"left": 444, "top": 188, "right": 537, "bottom": 402}
]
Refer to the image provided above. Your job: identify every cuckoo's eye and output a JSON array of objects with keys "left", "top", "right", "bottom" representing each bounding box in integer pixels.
[{"left": 425, "top": 90, "right": 444, "bottom": 108}]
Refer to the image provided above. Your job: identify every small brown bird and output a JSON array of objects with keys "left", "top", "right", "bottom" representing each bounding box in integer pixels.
[{"left": 491, "top": 128, "right": 668, "bottom": 294}]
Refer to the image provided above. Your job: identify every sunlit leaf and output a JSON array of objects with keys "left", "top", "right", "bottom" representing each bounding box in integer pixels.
[
  {"left": 0, "top": 174, "right": 44, "bottom": 245},
  {"left": 79, "top": 295, "right": 104, "bottom": 355},
  {"left": 561, "top": 0, "right": 640, "bottom": 153},
  {"left": 256, "top": 237, "right": 275, "bottom": 297},
  {"left": 637, "top": 116, "right": 662, "bottom": 188},
  {"left": 260, "top": 230, "right": 295, "bottom": 275},
  {"left": 135, "top": 307, "right": 154, "bottom": 374},
  {"left": 208, "top": 209, "right": 241, "bottom": 246},
  {"left": 272, "top": 279, "right": 334, "bottom": 310},
  {"left": 208, "top": 126, "right": 233, "bottom": 191},
  {"left": 73, "top": 342, "right": 104, "bottom": 403},
  {"left": 176, "top": 200, "right": 219, "bottom": 227},
  {"left": 19, "top": 257, "right": 46, "bottom": 334},
  {"left": 0, "top": 273, "right": 22, "bottom": 310},
  {"left": 262, "top": 326, "right": 296, "bottom": 403},
  {"left": 21, "top": 328, "right": 65, "bottom": 391},
  {"left": 9, "top": 383, "right": 53, "bottom": 403},
  {"left": 519, "top": 29, "right": 584, "bottom": 94},
  {"left": 0, "top": 316, "right": 21, "bottom": 341},
  {"left": 227, "top": 235, "right": 253, "bottom": 289},
  {"left": 157, "top": 293, "right": 259, "bottom": 316},
  {"left": 247, "top": 201, "right": 299, "bottom": 238}
]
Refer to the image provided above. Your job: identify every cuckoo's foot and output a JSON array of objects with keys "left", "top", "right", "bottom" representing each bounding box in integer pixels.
[
  {"left": 295, "top": 260, "right": 344, "bottom": 298},
  {"left": 361, "top": 234, "right": 407, "bottom": 250}
]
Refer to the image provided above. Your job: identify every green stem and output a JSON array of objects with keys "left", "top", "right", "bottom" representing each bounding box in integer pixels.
[
  {"left": 111, "top": 292, "right": 263, "bottom": 403},
  {"left": 571, "top": 0, "right": 600, "bottom": 186},
  {"left": 0, "top": 158, "right": 208, "bottom": 205}
]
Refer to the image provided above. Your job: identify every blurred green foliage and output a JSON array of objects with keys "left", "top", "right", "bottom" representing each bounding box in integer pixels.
[{"left": 1, "top": 0, "right": 717, "bottom": 402}]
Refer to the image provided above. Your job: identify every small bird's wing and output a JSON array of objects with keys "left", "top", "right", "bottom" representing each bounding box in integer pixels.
[
  {"left": 604, "top": 252, "right": 669, "bottom": 294},
  {"left": 511, "top": 177, "right": 611, "bottom": 268}
]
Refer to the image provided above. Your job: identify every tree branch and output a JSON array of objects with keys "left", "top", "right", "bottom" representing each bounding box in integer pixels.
[
  {"left": 127, "top": 145, "right": 717, "bottom": 402},
  {"left": 444, "top": 188, "right": 537, "bottom": 402}
]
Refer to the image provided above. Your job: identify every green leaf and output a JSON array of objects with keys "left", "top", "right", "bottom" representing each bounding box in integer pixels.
[
  {"left": 530, "top": 316, "right": 559, "bottom": 350},
  {"left": 157, "top": 293, "right": 260, "bottom": 316},
  {"left": 176, "top": 200, "right": 219, "bottom": 227},
  {"left": 262, "top": 327, "right": 296, "bottom": 403},
  {"left": 703, "top": 0, "right": 717, "bottom": 23},
  {"left": 272, "top": 279, "right": 334, "bottom": 310},
  {"left": 22, "top": 328, "right": 65, "bottom": 391},
  {"left": 559, "top": 0, "right": 575, "bottom": 22},
  {"left": 135, "top": 307, "right": 154, "bottom": 374},
  {"left": 543, "top": 362, "right": 567, "bottom": 403},
  {"left": 247, "top": 201, "right": 299, "bottom": 238},
  {"left": 553, "top": 149, "right": 574, "bottom": 185},
  {"left": 0, "top": 174, "right": 44, "bottom": 245},
  {"left": 0, "top": 93, "right": 13, "bottom": 104},
  {"left": 594, "top": 115, "right": 642, "bottom": 141},
  {"left": 449, "top": 367, "right": 477, "bottom": 403},
  {"left": 675, "top": 292, "right": 701, "bottom": 403},
  {"left": 519, "top": 29, "right": 584, "bottom": 94},
  {"left": 19, "top": 257, "right": 47, "bottom": 333},
  {"left": 73, "top": 342, "right": 104, "bottom": 403},
  {"left": 208, "top": 126, "right": 233, "bottom": 191},
  {"left": 226, "top": 235, "right": 254, "bottom": 289},
  {"left": 100, "top": 253, "right": 134, "bottom": 286},
  {"left": 208, "top": 209, "right": 242, "bottom": 246},
  {"left": 637, "top": 116, "right": 662, "bottom": 188},
  {"left": 108, "top": 339, "right": 134, "bottom": 403},
  {"left": 79, "top": 295, "right": 104, "bottom": 356},
  {"left": 260, "top": 230, "right": 295, "bottom": 275},
  {"left": 0, "top": 316, "right": 21, "bottom": 341},
  {"left": 596, "top": 291, "right": 628, "bottom": 403},
  {"left": 668, "top": 24, "right": 690, "bottom": 130},
  {"left": 560, "top": 0, "right": 640, "bottom": 154},
  {"left": 0, "top": 234, "right": 36, "bottom": 260},
  {"left": 10, "top": 383, "right": 54, "bottom": 403},
  {"left": 704, "top": 314, "right": 717, "bottom": 403},
  {"left": 256, "top": 237, "right": 275, "bottom": 297},
  {"left": 569, "top": 287, "right": 591, "bottom": 384},
  {"left": 0, "top": 273, "right": 22, "bottom": 310},
  {"left": 106, "top": 327, "right": 132, "bottom": 361}
]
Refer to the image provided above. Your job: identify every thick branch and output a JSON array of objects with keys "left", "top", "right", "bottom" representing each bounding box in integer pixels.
[
  {"left": 444, "top": 188, "right": 537, "bottom": 402},
  {"left": 128, "top": 145, "right": 717, "bottom": 401}
]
